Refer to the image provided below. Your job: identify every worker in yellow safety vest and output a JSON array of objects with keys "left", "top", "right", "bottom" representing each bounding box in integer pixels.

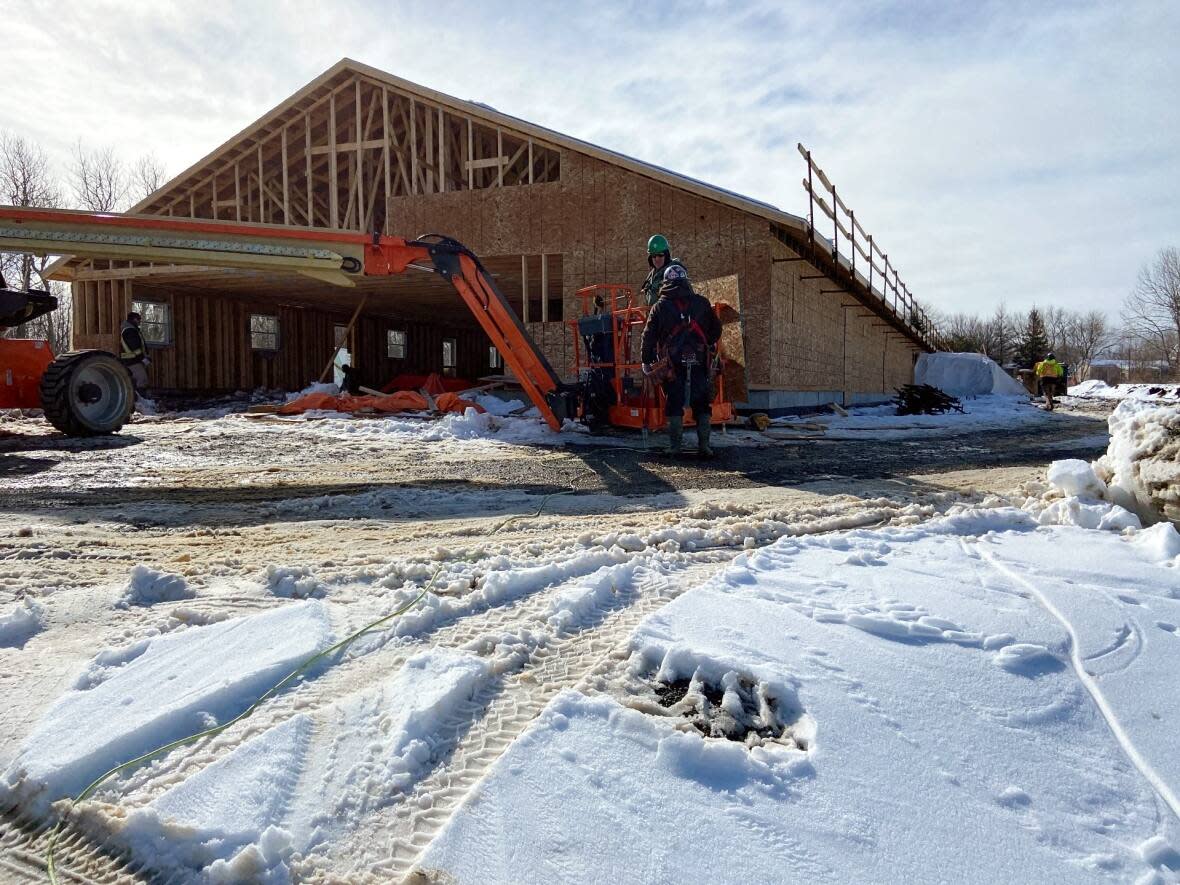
[
  {"left": 119, "top": 311, "right": 149, "bottom": 394},
  {"left": 1034, "top": 351, "right": 1064, "bottom": 411}
]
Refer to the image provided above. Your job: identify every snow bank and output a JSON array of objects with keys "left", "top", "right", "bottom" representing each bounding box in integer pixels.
[
  {"left": 1, "top": 601, "right": 332, "bottom": 816},
  {"left": 915, "top": 352, "right": 1027, "bottom": 397},
  {"left": 117, "top": 565, "right": 194, "bottom": 608},
  {"left": 0, "top": 598, "right": 45, "bottom": 648},
  {"left": 1095, "top": 400, "right": 1180, "bottom": 524}
]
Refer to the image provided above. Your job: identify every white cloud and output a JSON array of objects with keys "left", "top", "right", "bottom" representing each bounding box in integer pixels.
[{"left": 1, "top": 0, "right": 1176, "bottom": 319}]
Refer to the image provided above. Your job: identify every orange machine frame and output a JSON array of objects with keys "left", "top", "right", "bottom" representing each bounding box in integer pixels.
[
  {"left": 568, "top": 284, "right": 734, "bottom": 430},
  {"left": 0, "top": 207, "right": 569, "bottom": 429}
]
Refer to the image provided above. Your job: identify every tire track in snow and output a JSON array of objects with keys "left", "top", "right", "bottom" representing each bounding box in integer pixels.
[
  {"left": 330, "top": 566, "right": 711, "bottom": 882},
  {"left": 0, "top": 806, "right": 150, "bottom": 884},
  {"left": 977, "top": 547, "right": 1180, "bottom": 823}
]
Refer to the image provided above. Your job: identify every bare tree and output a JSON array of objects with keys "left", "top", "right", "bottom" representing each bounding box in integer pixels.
[
  {"left": 0, "top": 131, "right": 73, "bottom": 349},
  {"left": 985, "top": 302, "right": 1014, "bottom": 365},
  {"left": 131, "top": 153, "right": 167, "bottom": 204},
  {"left": 1067, "top": 310, "right": 1109, "bottom": 381},
  {"left": 1123, "top": 247, "right": 1180, "bottom": 375},
  {"left": 69, "top": 140, "right": 128, "bottom": 212},
  {"left": 1, "top": 131, "right": 62, "bottom": 292}
]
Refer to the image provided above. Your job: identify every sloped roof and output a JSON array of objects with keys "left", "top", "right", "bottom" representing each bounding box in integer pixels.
[{"left": 134, "top": 57, "right": 808, "bottom": 232}]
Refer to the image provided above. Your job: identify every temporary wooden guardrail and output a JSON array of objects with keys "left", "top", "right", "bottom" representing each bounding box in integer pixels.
[{"left": 798, "top": 144, "right": 940, "bottom": 350}]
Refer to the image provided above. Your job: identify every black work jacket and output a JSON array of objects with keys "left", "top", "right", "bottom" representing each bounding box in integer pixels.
[{"left": 641, "top": 284, "right": 721, "bottom": 365}]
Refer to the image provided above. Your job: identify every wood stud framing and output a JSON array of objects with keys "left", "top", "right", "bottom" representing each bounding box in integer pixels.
[{"left": 141, "top": 73, "right": 561, "bottom": 236}]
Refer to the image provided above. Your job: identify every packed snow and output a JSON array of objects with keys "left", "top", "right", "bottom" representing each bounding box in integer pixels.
[
  {"left": 107, "top": 650, "right": 490, "bottom": 882},
  {"left": 0, "top": 598, "right": 45, "bottom": 649},
  {"left": 772, "top": 393, "right": 1051, "bottom": 440},
  {"left": 117, "top": 565, "right": 195, "bottom": 608},
  {"left": 0, "top": 601, "right": 332, "bottom": 816},
  {"left": 1068, "top": 380, "right": 1180, "bottom": 401},
  {"left": 421, "top": 499, "right": 1180, "bottom": 884},
  {"left": 915, "top": 351, "right": 1028, "bottom": 396}
]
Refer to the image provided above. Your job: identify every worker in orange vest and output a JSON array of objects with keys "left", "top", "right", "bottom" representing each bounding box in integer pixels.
[{"left": 1034, "top": 352, "right": 1065, "bottom": 411}]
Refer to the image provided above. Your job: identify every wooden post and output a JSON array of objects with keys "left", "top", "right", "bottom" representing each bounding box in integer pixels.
[
  {"left": 281, "top": 127, "right": 290, "bottom": 225},
  {"left": 438, "top": 107, "right": 446, "bottom": 192},
  {"left": 521, "top": 255, "right": 530, "bottom": 323},
  {"left": 410, "top": 98, "right": 418, "bottom": 195},
  {"left": 497, "top": 129, "right": 504, "bottom": 187},
  {"left": 467, "top": 119, "right": 474, "bottom": 189},
  {"left": 257, "top": 144, "right": 265, "bottom": 222},
  {"left": 355, "top": 81, "right": 364, "bottom": 230},
  {"left": 318, "top": 294, "right": 369, "bottom": 383},
  {"left": 540, "top": 253, "right": 549, "bottom": 322},
  {"left": 234, "top": 162, "right": 241, "bottom": 222},
  {"left": 305, "top": 112, "right": 313, "bottom": 226},
  {"left": 382, "top": 87, "right": 391, "bottom": 228},
  {"left": 528, "top": 139, "right": 534, "bottom": 184},
  {"left": 329, "top": 93, "right": 339, "bottom": 228}
]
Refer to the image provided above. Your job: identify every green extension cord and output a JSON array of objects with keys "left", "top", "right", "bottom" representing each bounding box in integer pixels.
[{"left": 45, "top": 490, "right": 572, "bottom": 883}]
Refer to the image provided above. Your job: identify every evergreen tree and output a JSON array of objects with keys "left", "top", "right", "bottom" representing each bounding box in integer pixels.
[{"left": 1016, "top": 307, "right": 1051, "bottom": 367}]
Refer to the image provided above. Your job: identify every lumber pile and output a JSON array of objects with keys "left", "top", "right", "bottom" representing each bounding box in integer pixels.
[{"left": 892, "top": 384, "right": 964, "bottom": 416}]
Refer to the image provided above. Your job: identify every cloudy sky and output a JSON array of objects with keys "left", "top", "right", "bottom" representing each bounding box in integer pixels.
[{"left": 2, "top": 0, "right": 1177, "bottom": 319}]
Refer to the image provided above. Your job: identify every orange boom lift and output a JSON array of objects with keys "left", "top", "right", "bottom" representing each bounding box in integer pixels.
[
  {"left": 569, "top": 284, "right": 734, "bottom": 431},
  {"left": 0, "top": 207, "right": 576, "bottom": 434}
]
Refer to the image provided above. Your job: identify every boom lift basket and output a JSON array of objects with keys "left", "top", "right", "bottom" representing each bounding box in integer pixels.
[{"left": 568, "top": 284, "right": 734, "bottom": 431}]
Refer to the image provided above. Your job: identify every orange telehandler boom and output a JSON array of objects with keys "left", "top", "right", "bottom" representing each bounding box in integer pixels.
[{"left": 0, "top": 207, "right": 573, "bottom": 430}]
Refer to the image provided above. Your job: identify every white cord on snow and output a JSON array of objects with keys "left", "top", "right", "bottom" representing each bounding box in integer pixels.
[{"left": 979, "top": 548, "right": 1180, "bottom": 823}]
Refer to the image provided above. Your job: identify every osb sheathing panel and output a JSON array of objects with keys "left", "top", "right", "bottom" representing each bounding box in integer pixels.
[
  {"left": 384, "top": 152, "right": 771, "bottom": 383},
  {"left": 768, "top": 238, "right": 917, "bottom": 396},
  {"left": 695, "top": 274, "right": 748, "bottom": 403}
]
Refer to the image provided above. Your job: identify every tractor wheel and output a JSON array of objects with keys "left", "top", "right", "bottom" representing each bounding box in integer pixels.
[{"left": 39, "top": 350, "right": 135, "bottom": 436}]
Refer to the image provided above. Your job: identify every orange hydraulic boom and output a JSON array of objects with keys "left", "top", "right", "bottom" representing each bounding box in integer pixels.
[{"left": 0, "top": 207, "right": 573, "bottom": 430}]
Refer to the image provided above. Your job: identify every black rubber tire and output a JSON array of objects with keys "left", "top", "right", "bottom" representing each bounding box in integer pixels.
[{"left": 39, "top": 350, "right": 135, "bottom": 436}]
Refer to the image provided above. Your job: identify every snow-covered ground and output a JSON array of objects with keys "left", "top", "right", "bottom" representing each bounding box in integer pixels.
[
  {"left": 3, "top": 395, "right": 1174, "bottom": 882},
  {"left": 771, "top": 393, "right": 1052, "bottom": 440},
  {"left": 1068, "top": 380, "right": 1180, "bottom": 401},
  {"left": 420, "top": 503, "right": 1180, "bottom": 883}
]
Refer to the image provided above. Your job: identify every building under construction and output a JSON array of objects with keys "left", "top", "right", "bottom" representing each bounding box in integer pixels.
[{"left": 53, "top": 58, "right": 935, "bottom": 413}]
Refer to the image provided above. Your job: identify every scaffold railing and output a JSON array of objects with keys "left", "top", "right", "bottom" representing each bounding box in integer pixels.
[{"left": 797, "top": 143, "right": 941, "bottom": 350}]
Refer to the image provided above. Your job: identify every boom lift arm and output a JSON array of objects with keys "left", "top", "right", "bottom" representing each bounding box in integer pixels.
[{"left": 0, "top": 207, "right": 571, "bottom": 429}]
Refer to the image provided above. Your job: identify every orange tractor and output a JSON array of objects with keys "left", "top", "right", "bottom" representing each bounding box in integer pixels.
[{"left": 1, "top": 276, "right": 135, "bottom": 434}]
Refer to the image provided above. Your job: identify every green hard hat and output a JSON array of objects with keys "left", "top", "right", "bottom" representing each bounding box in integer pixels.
[{"left": 647, "top": 234, "right": 670, "bottom": 255}]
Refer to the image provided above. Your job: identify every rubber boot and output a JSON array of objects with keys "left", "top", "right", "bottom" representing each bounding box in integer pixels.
[
  {"left": 696, "top": 419, "right": 714, "bottom": 459},
  {"left": 666, "top": 417, "right": 683, "bottom": 455}
]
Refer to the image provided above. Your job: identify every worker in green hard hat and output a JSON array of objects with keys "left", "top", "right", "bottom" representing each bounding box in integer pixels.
[{"left": 641, "top": 234, "right": 686, "bottom": 306}]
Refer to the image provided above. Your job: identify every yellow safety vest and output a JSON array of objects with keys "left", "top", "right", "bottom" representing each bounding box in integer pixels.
[{"left": 1034, "top": 360, "right": 1063, "bottom": 378}]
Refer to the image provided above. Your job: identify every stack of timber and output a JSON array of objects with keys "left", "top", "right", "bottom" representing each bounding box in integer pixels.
[{"left": 892, "top": 384, "right": 964, "bottom": 416}]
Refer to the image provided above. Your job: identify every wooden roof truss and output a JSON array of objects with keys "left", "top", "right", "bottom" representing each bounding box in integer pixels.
[{"left": 141, "top": 71, "right": 561, "bottom": 236}]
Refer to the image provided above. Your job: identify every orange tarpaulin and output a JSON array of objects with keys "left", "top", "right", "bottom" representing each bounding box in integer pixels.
[
  {"left": 435, "top": 392, "right": 485, "bottom": 414},
  {"left": 278, "top": 391, "right": 430, "bottom": 416}
]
